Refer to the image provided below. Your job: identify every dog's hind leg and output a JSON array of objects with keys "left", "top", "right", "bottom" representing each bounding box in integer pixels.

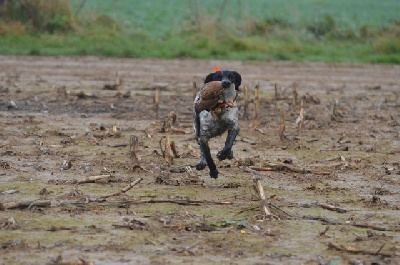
[
  {"left": 194, "top": 112, "right": 208, "bottom": 171},
  {"left": 217, "top": 128, "right": 239, "bottom": 161},
  {"left": 198, "top": 137, "right": 218, "bottom": 178}
]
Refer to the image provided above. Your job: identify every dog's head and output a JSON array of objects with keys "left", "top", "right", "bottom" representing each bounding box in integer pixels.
[{"left": 204, "top": 69, "right": 242, "bottom": 90}]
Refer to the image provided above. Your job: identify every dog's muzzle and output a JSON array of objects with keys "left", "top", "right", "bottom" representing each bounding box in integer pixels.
[{"left": 221, "top": 80, "right": 231, "bottom": 88}]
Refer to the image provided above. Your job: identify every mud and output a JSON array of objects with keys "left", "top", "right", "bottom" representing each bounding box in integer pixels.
[{"left": 0, "top": 56, "right": 399, "bottom": 264}]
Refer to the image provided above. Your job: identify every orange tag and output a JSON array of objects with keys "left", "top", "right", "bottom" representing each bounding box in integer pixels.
[{"left": 214, "top": 66, "right": 221, "bottom": 72}]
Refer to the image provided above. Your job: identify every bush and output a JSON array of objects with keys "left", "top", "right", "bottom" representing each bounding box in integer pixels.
[
  {"left": 0, "top": 21, "right": 25, "bottom": 36},
  {"left": 307, "top": 14, "right": 336, "bottom": 39},
  {"left": 46, "top": 15, "right": 73, "bottom": 33},
  {"left": 0, "top": 0, "right": 74, "bottom": 33}
]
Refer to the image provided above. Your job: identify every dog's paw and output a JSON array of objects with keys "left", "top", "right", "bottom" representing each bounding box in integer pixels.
[
  {"left": 196, "top": 162, "right": 207, "bottom": 171},
  {"left": 210, "top": 169, "right": 219, "bottom": 179},
  {"left": 217, "top": 149, "right": 233, "bottom": 161}
]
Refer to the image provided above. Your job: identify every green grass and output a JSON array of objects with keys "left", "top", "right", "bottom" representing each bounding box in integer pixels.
[
  {"left": 0, "top": 0, "right": 399, "bottom": 63},
  {"left": 71, "top": 0, "right": 400, "bottom": 36}
]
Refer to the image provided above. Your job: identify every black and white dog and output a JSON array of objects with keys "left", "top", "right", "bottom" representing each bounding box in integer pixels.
[{"left": 193, "top": 69, "right": 242, "bottom": 178}]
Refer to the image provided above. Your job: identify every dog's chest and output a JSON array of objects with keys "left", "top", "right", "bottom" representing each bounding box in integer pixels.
[{"left": 198, "top": 107, "right": 239, "bottom": 138}]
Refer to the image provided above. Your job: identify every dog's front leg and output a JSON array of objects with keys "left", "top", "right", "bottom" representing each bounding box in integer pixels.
[
  {"left": 217, "top": 128, "right": 239, "bottom": 161},
  {"left": 195, "top": 154, "right": 207, "bottom": 170},
  {"left": 198, "top": 137, "right": 218, "bottom": 179}
]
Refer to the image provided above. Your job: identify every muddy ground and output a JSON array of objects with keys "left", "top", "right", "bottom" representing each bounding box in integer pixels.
[{"left": 0, "top": 56, "right": 399, "bottom": 265}]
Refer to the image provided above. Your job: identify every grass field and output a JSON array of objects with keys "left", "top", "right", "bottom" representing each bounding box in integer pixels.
[
  {"left": 0, "top": 0, "right": 399, "bottom": 63},
  {"left": 75, "top": 0, "right": 400, "bottom": 35}
]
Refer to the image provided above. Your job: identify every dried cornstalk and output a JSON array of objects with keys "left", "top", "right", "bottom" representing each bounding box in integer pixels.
[
  {"left": 159, "top": 137, "right": 166, "bottom": 158},
  {"left": 243, "top": 85, "right": 249, "bottom": 120},
  {"left": 129, "top": 135, "right": 141, "bottom": 166},
  {"left": 168, "top": 111, "right": 177, "bottom": 125},
  {"left": 154, "top": 87, "right": 160, "bottom": 116},
  {"left": 304, "top": 215, "right": 400, "bottom": 232},
  {"left": 107, "top": 143, "right": 128, "bottom": 148},
  {"left": 0, "top": 200, "right": 51, "bottom": 210},
  {"left": 0, "top": 189, "right": 19, "bottom": 195},
  {"left": 328, "top": 243, "right": 395, "bottom": 257},
  {"left": 187, "top": 144, "right": 201, "bottom": 157},
  {"left": 144, "top": 128, "right": 153, "bottom": 138},
  {"left": 115, "top": 71, "right": 121, "bottom": 87},
  {"left": 279, "top": 108, "right": 286, "bottom": 140},
  {"left": 105, "top": 125, "right": 120, "bottom": 137},
  {"left": 252, "top": 177, "right": 275, "bottom": 219},
  {"left": 331, "top": 99, "right": 342, "bottom": 121},
  {"left": 77, "top": 174, "right": 112, "bottom": 184},
  {"left": 105, "top": 71, "right": 122, "bottom": 90},
  {"left": 253, "top": 82, "right": 260, "bottom": 128},
  {"left": 274, "top": 83, "right": 280, "bottom": 100},
  {"left": 295, "top": 107, "right": 304, "bottom": 129},
  {"left": 161, "top": 111, "right": 177, "bottom": 132},
  {"left": 171, "top": 127, "right": 189, "bottom": 134},
  {"left": 65, "top": 198, "right": 232, "bottom": 208},
  {"left": 317, "top": 203, "right": 347, "bottom": 213},
  {"left": 163, "top": 112, "right": 177, "bottom": 162},
  {"left": 292, "top": 82, "right": 298, "bottom": 106},
  {"left": 100, "top": 177, "right": 143, "bottom": 199},
  {"left": 68, "top": 90, "right": 96, "bottom": 98},
  {"left": 251, "top": 163, "right": 331, "bottom": 175},
  {"left": 170, "top": 141, "right": 180, "bottom": 158},
  {"left": 165, "top": 128, "right": 171, "bottom": 163},
  {"left": 142, "top": 198, "right": 232, "bottom": 205}
]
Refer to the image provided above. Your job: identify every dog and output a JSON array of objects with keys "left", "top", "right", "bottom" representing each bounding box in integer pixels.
[{"left": 193, "top": 67, "right": 242, "bottom": 178}]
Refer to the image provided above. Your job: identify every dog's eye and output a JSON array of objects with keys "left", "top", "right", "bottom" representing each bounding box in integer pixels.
[
  {"left": 214, "top": 75, "right": 222, "bottom": 81},
  {"left": 228, "top": 74, "right": 235, "bottom": 82}
]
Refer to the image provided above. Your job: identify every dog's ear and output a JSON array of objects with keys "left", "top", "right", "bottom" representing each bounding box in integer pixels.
[
  {"left": 204, "top": 73, "right": 215, "bottom": 84},
  {"left": 232, "top": 71, "right": 242, "bottom": 90}
]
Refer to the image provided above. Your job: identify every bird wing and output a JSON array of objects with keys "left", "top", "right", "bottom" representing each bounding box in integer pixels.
[
  {"left": 194, "top": 81, "right": 223, "bottom": 112},
  {"left": 199, "top": 81, "right": 223, "bottom": 100}
]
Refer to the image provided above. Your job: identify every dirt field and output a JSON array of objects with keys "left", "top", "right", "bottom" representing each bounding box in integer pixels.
[{"left": 0, "top": 56, "right": 399, "bottom": 265}]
